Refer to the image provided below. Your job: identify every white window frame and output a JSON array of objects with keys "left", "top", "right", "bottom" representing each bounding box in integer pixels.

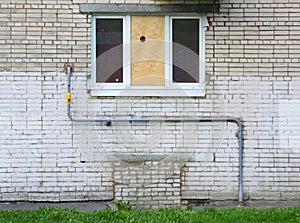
[
  {"left": 89, "top": 15, "right": 131, "bottom": 93},
  {"left": 89, "top": 14, "right": 207, "bottom": 97}
]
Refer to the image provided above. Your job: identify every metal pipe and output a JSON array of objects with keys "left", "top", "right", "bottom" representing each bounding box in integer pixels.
[{"left": 65, "top": 63, "right": 244, "bottom": 206}]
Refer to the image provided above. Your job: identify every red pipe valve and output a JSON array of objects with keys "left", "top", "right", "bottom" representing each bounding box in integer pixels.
[{"left": 64, "top": 62, "right": 74, "bottom": 75}]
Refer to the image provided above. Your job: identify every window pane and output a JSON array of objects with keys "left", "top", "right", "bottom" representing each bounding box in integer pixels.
[
  {"left": 172, "top": 19, "right": 199, "bottom": 83},
  {"left": 96, "top": 19, "right": 123, "bottom": 83},
  {"left": 131, "top": 16, "right": 165, "bottom": 86}
]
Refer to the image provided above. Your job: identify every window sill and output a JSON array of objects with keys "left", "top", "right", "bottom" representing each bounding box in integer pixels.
[{"left": 89, "top": 86, "right": 206, "bottom": 97}]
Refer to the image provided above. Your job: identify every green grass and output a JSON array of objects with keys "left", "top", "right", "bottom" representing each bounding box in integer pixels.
[{"left": 0, "top": 206, "right": 300, "bottom": 223}]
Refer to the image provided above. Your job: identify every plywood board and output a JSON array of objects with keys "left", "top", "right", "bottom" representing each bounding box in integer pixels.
[{"left": 131, "top": 16, "right": 165, "bottom": 86}]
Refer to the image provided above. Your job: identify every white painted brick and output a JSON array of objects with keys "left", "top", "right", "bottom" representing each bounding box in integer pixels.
[{"left": 1, "top": 0, "right": 300, "bottom": 208}]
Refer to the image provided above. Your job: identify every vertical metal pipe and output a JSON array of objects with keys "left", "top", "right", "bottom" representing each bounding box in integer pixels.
[
  {"left": 238, "top": 121, "right": 244, "bottom": 206},
  {"left": 67, "top": 66, "right": 71, "bottom": 93},
  {"left": 66, "top": 65, "right": 73, "bottom": 121}
]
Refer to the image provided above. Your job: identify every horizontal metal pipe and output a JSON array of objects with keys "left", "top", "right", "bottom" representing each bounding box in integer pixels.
[{"left": 66, "top": 65, "right": 244, "bottom": 205}]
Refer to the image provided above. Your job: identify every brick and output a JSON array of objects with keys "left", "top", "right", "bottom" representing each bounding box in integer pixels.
[
  {"left": 27, "top": 27, "right": 42, "bottom": 32},
  {"left": 0, "top": 0, "right": 300, "bottom": 208}
]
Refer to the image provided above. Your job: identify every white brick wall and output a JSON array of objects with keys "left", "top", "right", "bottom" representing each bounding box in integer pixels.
[
  {"left": 0, "top": 71, "right": 113, "bottom": 201},
  {"left": 203, "top": 0, "right": 300, "bottom": 202},
  {"left": 1, "top": 0, "right": 300, "bottom": 208}
]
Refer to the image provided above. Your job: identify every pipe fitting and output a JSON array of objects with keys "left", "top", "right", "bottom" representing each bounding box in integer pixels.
[
  {"left": 64, "top": 62, "right": 74, "bottom": 75},
  {"left": 66, "top": 92, "right": 71, "bottom": 104}
]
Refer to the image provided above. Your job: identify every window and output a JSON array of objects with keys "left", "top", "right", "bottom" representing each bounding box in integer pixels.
[
  {"left": 172, "top": 18, "right": 199, "bottom": 83},
  {"left": 89, "top": 15, "right": 207, "bottom": 97},
  {"left": 95, "top": 18, "right": 123, "bottom": 83}
]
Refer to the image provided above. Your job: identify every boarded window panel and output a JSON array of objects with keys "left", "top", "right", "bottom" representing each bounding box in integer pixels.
[
  {"left": 96, "top": 19, "right": 123, "bottom": 83},
  {"left": 131, "top": 16, "right": 165, "bottom": 86},
  {"left": 173, "top": 19, "right": 199, "bottom": 83}
]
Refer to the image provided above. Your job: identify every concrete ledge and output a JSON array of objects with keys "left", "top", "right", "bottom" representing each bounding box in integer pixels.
[
  {"left": 181, "top": 191, "right": 210, "bottom": 200},
  {"left": 182, "top": 191, "right": 239, "bottom": 201},
  {"left": 0, "top": 200, "right": 299, "bottom": 210},
  {"left": 80, "top": 4, "right": 220, "bottom": 14},
  {"left": 113, "top": 153, "right": 192, "bottom": 162},
  {"left": 0, "top": 202, "right": 109, "bottom": 211},
  {"left": 83, "top": 153, "right": 194, "bottom": 162}
]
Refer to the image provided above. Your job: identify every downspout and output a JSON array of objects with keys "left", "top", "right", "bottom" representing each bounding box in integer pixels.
[{"left": 65, "top": 63, "right": 244, "bottom": 206}]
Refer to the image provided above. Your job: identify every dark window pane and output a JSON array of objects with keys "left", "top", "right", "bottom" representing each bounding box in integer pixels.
[
  {"left": 172, "top": 19, "right": 199, "bottom": 83},
  {"left": 96, "top": 19, "right": 123, "bottom": 83}
]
